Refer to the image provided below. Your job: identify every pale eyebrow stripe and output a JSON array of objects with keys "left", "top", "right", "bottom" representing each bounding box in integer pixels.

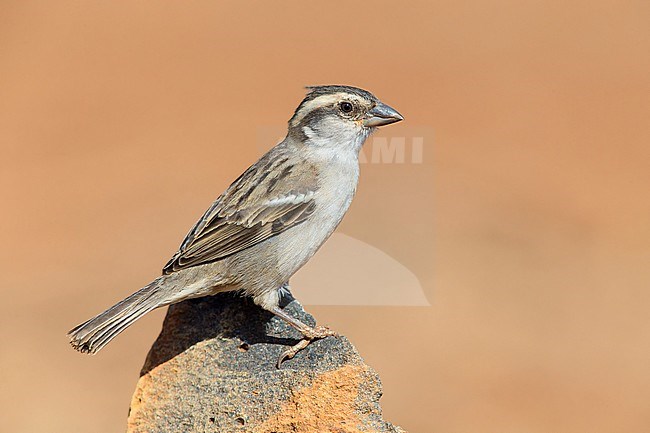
[
  {"left": 291, "top": 94, "right": 342, "bottom": 126},
  {"left": 291, "top": 92, "right": 366, "bottom": 126}
]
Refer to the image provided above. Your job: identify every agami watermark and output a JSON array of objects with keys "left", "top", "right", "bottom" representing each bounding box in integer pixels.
[{"left": 257, "top": 126, "right": 433, "bottom": 306}]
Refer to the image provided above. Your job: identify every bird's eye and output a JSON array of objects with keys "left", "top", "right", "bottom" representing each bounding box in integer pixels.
[{"left": 339, "top": 101, "right": 353, "bottom": 113}]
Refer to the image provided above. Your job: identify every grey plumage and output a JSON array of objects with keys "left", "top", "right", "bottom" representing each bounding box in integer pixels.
[
  {"left": 68, "top": 279, "right": 163, "bottom": 354},
  {"left": 68, "top": 85, "right": 403, "bottom": 364}
]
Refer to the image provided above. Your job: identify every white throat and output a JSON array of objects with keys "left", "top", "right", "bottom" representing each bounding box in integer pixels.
[{"left": 302, "top": 123, "right": 371, "bottom": 155}]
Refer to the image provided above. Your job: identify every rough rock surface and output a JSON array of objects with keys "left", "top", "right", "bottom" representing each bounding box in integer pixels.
[{"left": 127, "top": 292, "right": 406, "bottom": 433}]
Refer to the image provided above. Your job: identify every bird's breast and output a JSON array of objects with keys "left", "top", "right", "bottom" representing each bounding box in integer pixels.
[{"left": 275, "top": 151, "right": 360, "bottom": 277}]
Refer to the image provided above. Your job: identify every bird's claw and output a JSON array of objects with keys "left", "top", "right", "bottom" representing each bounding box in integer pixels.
[
  {"left": 277, "top": 338, "right": 310, "bottom": 368},
  {"left": 276, "top": 325, "right": 338, "bottom": 368}
]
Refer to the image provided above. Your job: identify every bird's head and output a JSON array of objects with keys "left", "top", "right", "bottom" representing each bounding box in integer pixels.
[{"left": 288, "top": 85, "right": 403, "bottom": 151}]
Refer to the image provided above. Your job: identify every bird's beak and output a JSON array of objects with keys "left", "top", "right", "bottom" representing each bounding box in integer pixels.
[{"left": 363, "top": 102, "right": 404, "bottom": 127}]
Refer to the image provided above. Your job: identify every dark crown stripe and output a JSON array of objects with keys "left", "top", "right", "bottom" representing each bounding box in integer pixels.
[{"left": 289, "top": 85, "right": 378, "bottom": 125}]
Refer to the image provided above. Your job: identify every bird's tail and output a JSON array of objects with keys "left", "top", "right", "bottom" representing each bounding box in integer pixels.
[{"left": 68, "top": 278, "right": 167, "bottom": 354}]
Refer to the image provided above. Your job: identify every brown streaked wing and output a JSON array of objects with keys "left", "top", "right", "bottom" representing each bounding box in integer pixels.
[{"left": 162, "top": 150, "right": 318, "bottom": 274}]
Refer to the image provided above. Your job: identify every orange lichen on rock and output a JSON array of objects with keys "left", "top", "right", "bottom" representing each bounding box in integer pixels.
[{"left": 254, "top": 364, "right": 367, "bottom": 433}]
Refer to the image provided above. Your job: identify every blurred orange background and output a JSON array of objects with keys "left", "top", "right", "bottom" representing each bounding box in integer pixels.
[{"left": 1, "top": 1, "right": 649, "bottom": 432}]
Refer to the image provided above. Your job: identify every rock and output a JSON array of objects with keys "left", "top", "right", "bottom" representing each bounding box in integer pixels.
[{"left": 127, "top": 291, "right": 406, "bottom": 433}]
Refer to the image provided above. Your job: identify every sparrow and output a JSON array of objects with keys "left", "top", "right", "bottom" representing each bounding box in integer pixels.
[{"left": 68, "top": 85, "right": 403, "bottom": 367}]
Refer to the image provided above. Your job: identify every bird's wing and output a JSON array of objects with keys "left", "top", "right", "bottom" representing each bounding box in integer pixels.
[{"left": 162, "top": 149, "right": 318, "bottom": 274}]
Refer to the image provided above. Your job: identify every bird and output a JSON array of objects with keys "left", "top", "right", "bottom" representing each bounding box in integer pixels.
[{"left": 68, "top": 85, "right": 403, "bottom": 367}]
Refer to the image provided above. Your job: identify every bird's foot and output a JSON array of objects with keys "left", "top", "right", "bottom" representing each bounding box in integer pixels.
[
  {"left": 303, "top": 324, "right": 337, "bottom": 340},
  {"left": 276, "top": 325, "right": 338, "bottom": 368}
]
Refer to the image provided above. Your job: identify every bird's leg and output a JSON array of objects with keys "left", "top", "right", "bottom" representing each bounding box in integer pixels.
[{"left": 270, "top": 306, "right": 337, "bottom": 368}]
